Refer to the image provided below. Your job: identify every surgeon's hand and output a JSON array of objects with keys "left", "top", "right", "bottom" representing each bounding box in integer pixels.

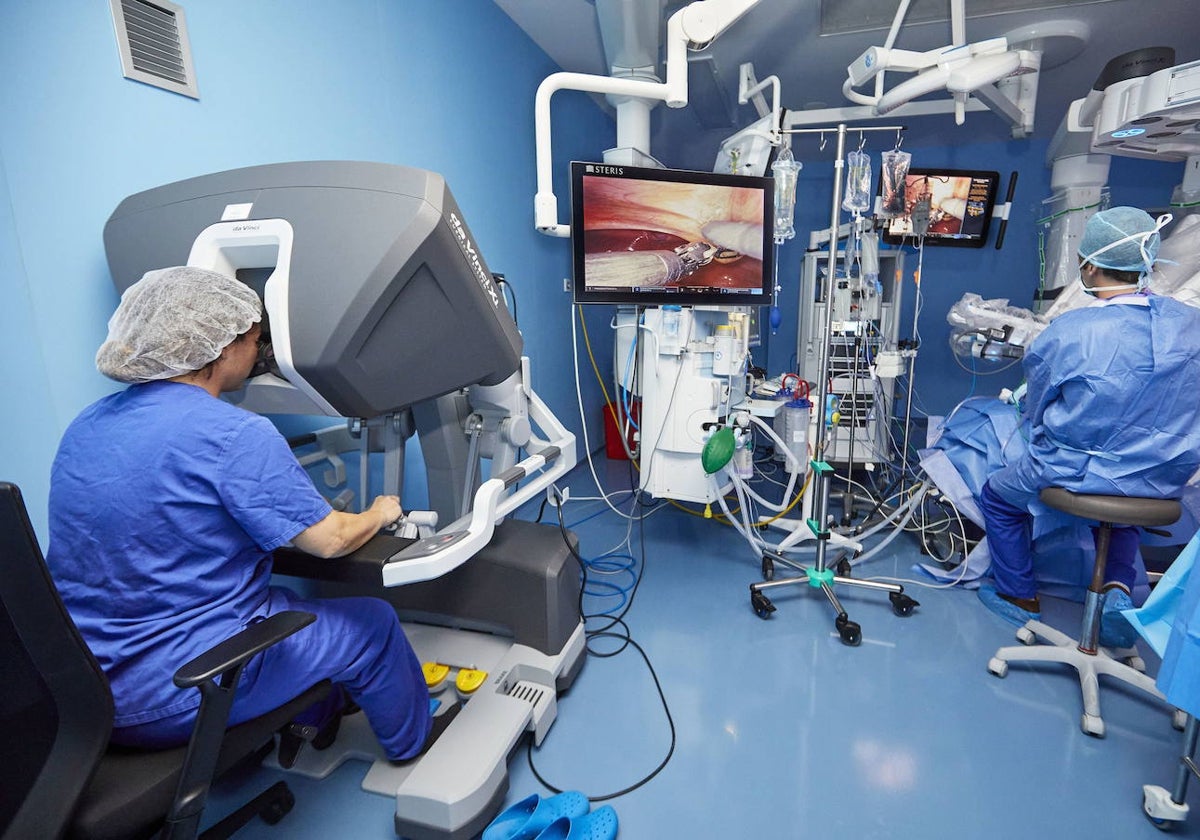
[
  {"left": 368, "top": 495, "right": 404, "bottom": 530},
  {"left": 293, "top": 495, "right": 404, "bottom": 558}
]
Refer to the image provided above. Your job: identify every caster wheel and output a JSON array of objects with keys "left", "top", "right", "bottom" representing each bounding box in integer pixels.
[
  {"left": 889, "top": 592, "right": 919, "bottom": 617},
  {"left": 750, "top": 590, "right": 776, "bottom": 620},
  {"left": 1081, "top": 713, "right": 1106, "bottom": 738},
  {"left": 1016, "top": 627, "right": 1036, "bottom": 645},
  {"left": 836, "top": 557, "right": 853, "bottom": 578},
  {"left": 1173, "top": 709, "right": 1187, "bottom": 731},
  {"left": 987, "top": 657, "right": 1008, "bottom": 678},
  {"left": 1144, "top": 784, "right": 1188, "bottom": 829},
  {"left": 1146, "top": 814, "right": 1178, "bottom": 832},
  {"left": 761, "top": 556, "right": 775, "bottom": 581},
  {"left": 836, "top": 616, "right": 862, "bottom": 647},
  {"left": 261, "top": 787, "right": 295, "bottom": 825},
  {"left": 1126, "top": 655, "right": 1147, "bottom": 673}
]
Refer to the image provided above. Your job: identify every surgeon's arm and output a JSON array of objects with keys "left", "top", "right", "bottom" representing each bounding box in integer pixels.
[{"left": 291, "top": 495, "right": 403, "bottom": 558}]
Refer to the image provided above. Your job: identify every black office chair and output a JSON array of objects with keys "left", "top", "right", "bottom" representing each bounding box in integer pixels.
[{"left": 0, "top": 481, "right": 333, "bottom": 840}]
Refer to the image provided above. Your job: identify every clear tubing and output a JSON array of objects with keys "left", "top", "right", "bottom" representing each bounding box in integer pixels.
[
  {"left": 731, "top": 457, "right": 799, "bottom": 512},
  {"left": 847, "top": 481, "right": 929, "bottom": 567}
]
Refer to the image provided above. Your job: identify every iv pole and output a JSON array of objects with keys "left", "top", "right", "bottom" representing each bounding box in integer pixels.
[{"left": 749, "top": 122, "right": 919, "bottom": 646}]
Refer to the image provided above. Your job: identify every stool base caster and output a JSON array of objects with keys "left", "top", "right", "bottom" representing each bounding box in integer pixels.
[{"left": 1144, "top": 783, "right": 1188, "bottom": 830}]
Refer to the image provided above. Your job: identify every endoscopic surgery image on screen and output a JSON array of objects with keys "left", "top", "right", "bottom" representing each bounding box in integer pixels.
[{"left": 579, "top": 173, "right": 767, "bottom": 294}]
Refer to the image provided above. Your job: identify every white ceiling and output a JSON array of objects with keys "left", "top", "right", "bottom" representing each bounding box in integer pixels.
[{"left": 494, "top": 0, "right": 1200, "bottom": 168}]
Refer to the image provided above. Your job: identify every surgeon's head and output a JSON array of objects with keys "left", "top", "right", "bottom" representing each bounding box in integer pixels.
[
  {"left": 96, "top": 266, "right": 262, "bottom": 385},
  {"left": 1077, "top": 206, "right": 1172, "bottom": 297}
]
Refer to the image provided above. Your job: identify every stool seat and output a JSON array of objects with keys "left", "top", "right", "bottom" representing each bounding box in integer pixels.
[{"left": 1040, "top": 488, "right": 1181, "bottom": 528}]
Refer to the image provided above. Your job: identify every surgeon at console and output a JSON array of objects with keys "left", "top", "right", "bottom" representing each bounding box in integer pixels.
[
  {"left": 976, "top": 208, "right": 1200, "bottom": 644},
  {"left": 46, "top": 266, "right": 441, "bottom": 762}
]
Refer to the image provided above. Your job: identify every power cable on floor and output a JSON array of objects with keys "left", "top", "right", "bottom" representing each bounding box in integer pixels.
[{"left": 525, "top": 486, "right": 676, "bottom": 801}]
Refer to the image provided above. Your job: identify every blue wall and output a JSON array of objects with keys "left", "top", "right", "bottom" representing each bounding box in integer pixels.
[
  {"left": 1, "top": 2, "right": 1189, "bottom": 537},
  {"left": 0, "top": 0, "right": 613, "bottom": 537}
]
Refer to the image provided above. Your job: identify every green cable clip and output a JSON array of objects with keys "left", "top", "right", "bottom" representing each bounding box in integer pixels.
[{"left": 811, "top": 460, "right": 834, "bottom": 475}]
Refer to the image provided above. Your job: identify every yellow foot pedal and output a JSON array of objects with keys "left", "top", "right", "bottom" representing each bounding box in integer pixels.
[
  {"left": 455, "top": 668, "right": 487, "bottom": 697},
  {"left": 422, "top": 662, "right": 450, "bottom": 692}
]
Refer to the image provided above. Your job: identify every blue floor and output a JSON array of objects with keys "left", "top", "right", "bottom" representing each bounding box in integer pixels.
[{"left": 207, "top": 457, "right": 1198, "bottom": 839}]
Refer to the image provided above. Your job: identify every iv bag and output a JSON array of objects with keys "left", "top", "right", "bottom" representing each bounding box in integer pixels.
[
  {"left": 771, "top": 146, "right": 802, "bottom": 243},
  {"left": 842, "top": 149, "right": 872, "bottom": 214},
  {"left": 879, "top": 149, "right": 912, "bottom": 217}
]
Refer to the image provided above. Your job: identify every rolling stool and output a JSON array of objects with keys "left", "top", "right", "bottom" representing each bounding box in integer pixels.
[{"left": 987, "top": 487, "right": 1181, "bottom": 738}]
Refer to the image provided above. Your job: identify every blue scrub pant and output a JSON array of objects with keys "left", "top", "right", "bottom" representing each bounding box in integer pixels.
[
  {"left": 112, "top": 588, "right": 432, "bottom": 761},
  {"left": 979, "top": 479, "right": 1140, "bottom": 600}
]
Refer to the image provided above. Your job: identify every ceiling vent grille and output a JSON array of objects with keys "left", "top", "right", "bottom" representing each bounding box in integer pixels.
[{"left": 109, "top": 0, "right": 199, "bottom": 99}]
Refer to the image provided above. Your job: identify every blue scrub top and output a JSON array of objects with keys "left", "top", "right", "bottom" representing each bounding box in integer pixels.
[{"left": 46, "top": 381, "right": 332, "bottom": 726}]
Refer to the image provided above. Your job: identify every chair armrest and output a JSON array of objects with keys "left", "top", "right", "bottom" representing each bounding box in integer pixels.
[{"left": 173, "top": 611, "right": 316, "bottom": 689}]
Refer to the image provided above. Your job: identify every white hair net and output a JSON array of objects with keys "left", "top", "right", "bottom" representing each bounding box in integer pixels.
[
  {"left": 1079, "top": 206, "right": 1169, "bottom": 276},
  {"left": 96, "top": 266, "right": 262, "bottom": 384}
]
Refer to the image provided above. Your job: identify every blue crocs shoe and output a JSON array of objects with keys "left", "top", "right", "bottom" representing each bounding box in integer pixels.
[
  {"left": 977, "top": 584, "right": 1040, "bottom": 629},
  {"left": 533, "top": 806, "right": 619, "bottom": 840},
  {"left": 1099, "top": 589, "right": 1138, "bottom": 649},
  {"left": 482, "top": 791, "right": 590, "bottom": 840}
]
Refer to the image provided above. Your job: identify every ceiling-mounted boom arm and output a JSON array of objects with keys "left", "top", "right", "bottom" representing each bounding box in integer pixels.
[{"left": 533, "top": 0, "right": 759, "bottom": 237}]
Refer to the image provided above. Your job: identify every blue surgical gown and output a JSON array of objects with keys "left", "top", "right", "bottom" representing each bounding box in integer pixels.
[{"left": 989, "top": 294, "right": 1200, "bottom": 510}]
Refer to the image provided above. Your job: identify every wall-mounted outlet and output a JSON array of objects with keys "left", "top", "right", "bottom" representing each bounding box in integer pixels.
[{"left": 563, "top": 277, "right": 572, "bottom": 293}]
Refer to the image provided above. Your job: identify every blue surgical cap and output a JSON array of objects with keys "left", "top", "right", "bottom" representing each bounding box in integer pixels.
[{"left": 1078, "top": 206, "right": 1162, "bottom": 274}]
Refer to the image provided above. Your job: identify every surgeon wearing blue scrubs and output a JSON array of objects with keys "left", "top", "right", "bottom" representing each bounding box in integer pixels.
[
  {"left": 46, "top": 266, "right": 434, "bottom": 761},
  {"left": 976, "top": 207, "right": 1200, "bottom": 645}
]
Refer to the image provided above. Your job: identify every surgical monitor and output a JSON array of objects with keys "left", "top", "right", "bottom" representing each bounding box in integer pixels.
[
  {"left": 880, "top": 167, "right": 1000, "bottom": 248},
  {"left": 570, "top": 162, "right": 774, "bottom": 306}
]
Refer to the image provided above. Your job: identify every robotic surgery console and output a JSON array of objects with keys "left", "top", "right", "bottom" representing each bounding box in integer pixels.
[
  {"left": 104, "top": 160, "right": 522, "bottom": 419},
  {"left": 102, "top": 161, "right": 584, "bottom": 840}
]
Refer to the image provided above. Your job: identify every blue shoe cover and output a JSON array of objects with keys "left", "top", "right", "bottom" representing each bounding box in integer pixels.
[
  {"left": 977, "top": 585, "right": 1040, "bottom": 628},
  {"left": 1100, "top": 590, "right": 1138, "bottom": 649},
  {"left": 533, "top": 806, "right": 619, "bottom": 840},
  {"left": 481, "top": 791, "right": 590, "bottom": 840}
]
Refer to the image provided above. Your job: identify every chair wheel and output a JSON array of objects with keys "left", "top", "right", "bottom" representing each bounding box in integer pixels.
[
  {"left": 761, "top": 556, "right": 775, "bottom": 581},
  {"left": 987, "top": 657, "right": 1008, "bottom": 678},
  {"left": 1081, "top": 713, "right": 1105, "bottom": 738},
  {"left": 1126, "top": 656, "right": 1147, "bottom": 673},
  {"left": 750, "top": 589, "right": 775, "bottom": 619},
  {"left": 260, "top": 784, "right": 295, "bottom": 825},
  {"left": 889, "top": 591, "right": 919, "bottom": 617},
  {"left": 836, "top": 616, "right": 862, "bottom": 646},
  {"left": 1016, "top": 627, "right": 1036, "bottom": 645},
  {"left": 836, "top": 557, "right": 853, "bottom": 578}
]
